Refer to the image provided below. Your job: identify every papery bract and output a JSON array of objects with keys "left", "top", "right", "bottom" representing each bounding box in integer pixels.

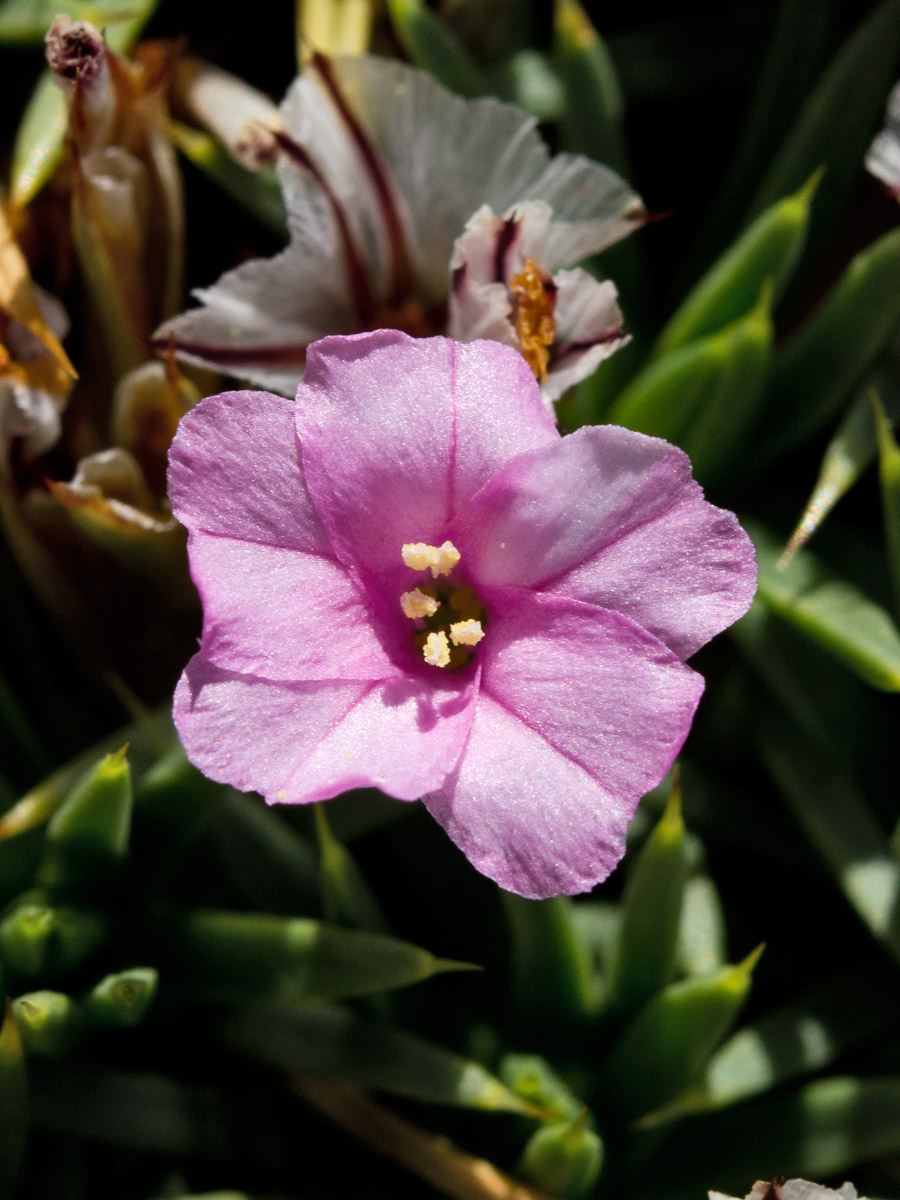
[
  {"left": 171, "top": 332, "right": 755, "bottom": 898},
  {"left": 155, "top": 55, "right": 643, "bottom": 404},
  {"left": 0, "top": 206, "right": 74, "bottom": 468},
  {"left": 47, "top": 16, "right": 185, "bottom": 376}
]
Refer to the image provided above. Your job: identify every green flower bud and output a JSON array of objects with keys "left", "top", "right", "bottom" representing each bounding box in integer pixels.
[
  {"left": 518, "top": 1113, "right": 603, "bottom": 1200},
  {"left": 84, "top": 968, "right": 159, "bottom": 1028},
  {"left": 0, "top": 901, "right": 107, "bottom": 981},
  {"left": 13, "top": 990, "right": 83, "bottom": 1058}
]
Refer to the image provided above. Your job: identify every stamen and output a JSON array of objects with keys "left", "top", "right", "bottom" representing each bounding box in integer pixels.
[
  {"left": 433, "top": 541, "right": 461, "bottom": 577},
  {"left": 450, "top": 619, "right": 484, "bottom": 647},
  {"left": 401, "top": 540, "right": 461, "bottom": 578},
  {"left": 422, "top": 630, "right": 451, "bottom": 669},
  {"left": 402, "top": 543, "right": 436, "bottom": 572},
  {"left": 400, "top": 588, "right": 440, "bottom": 620},
  {"left": 510, "top": 256, "right": 557, "bottom": 383}
]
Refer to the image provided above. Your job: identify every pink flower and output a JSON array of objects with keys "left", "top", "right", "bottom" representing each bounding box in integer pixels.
[{"left": 171, "top": 332, "right": 756, "bottom": 898}]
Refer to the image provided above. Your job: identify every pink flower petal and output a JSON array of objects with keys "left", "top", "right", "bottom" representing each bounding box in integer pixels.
[
  {"left": 295, "top": 331, "right": 557, "bottom": 590},
  {"left": 451, "top": 424, "right": 756, "bottom": 659},
  {"left": 175, "top": 652, "right": 477, "bottom": 804},
  {"left": 283, "top": 665, "right": 479, "bottom": 802},
  {"left": 424, "top": 591, "right": 704, "bottom": 897},
  {"left": 189, "top": 533, "right": 399, "bottom": 681},
  {"left": 168, "top": 389, "right": 332, "bottom": 555}
]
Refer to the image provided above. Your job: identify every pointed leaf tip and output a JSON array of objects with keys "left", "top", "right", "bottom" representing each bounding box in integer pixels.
[
  {"left": 737, "top": 942, "right": 766, "bottom": 978},
  {"left": 659, "top": 766, "right": 685, "bottom": 835},
  {"left": 434, "top": 958, "right": 483, "bottom": 975}
]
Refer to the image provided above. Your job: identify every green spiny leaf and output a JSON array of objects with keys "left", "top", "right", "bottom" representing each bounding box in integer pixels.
[
  {"left": 223, "top": 1003, "right": 534, "bottom": 1114},
  {"left": 780, "top": 379, "right": 899, "bottom": 565},
  {"left": 386, "top": 0, "right": 489, "bottom": 96},
  {"left": 750, "top": 522, "right": 900, "bottom": 691},
  {"left": 603, "top": 946, "right": 763, "bottom": 1119},
  {"left": 170, "top": 909, "right": 477, "bottom": 1003},
  {"left": 761, "top": 225, "right": 900, "bottom": 461},
  {"left": 761, "top": 719, "right": 900, "bottom": 967},
  {"left": 676, "top": 873, "right": 728, "bottom": 979},
  {"left": 638, "top": 963, "right": 898, "bottom": 1125},
  {"left": 554, "top": 0, "right": 628, "bottom": 176},
  {"left": 502, "top": 894, "right": 597, "bottom": 1025},
  {"left": 314, "top": 804, "right": 387, "bottom": 933},
  {"left": 655, "top": 173, "right": 819, "bottom": 357},
  {"left": 612, "top": 774, "right": 689, "bottom": 1014},
  {"left": 874, "top": 390, "right": 900, "bottom": 617},
  {"left": 39, "top": 746, "right": 131, "bottom": 895}
]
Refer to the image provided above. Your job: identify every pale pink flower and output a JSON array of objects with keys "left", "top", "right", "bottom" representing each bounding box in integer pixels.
[
  {"left": 711, "top": 1180, "right": 868, "bottom": 1200},
  {"left": 866, "top": 81, "right": 900, "bottom": 198},
  {"left": 171, "top": 332, "right": 755, "bottom": 898},
  {"left": 155, "top": 55, "right": 643, "bottom": 405}
]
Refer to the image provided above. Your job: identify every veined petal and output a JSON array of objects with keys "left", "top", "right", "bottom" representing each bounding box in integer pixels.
[
  {"left": 312, "top": 57, "right": 642, "bottom": 299},
  {"left": 189, "top": 532, "right": 398, "bottom": 682},
  {"left": 543, "top": 269, "right": 627, "bottom": 403},
  {"left": 295, "top": 331, "right": 557, "bottom": 589},
  {"left": 154, "top": 244, "right": 355, "bottom": 395},
  {"left": 279, "top": 62, "right": 402, "bottom": 305},
  {"left": 450, "top": 425, "right": 756, "bottom": 659},
  {"left": 521, "top": 152, "right": 646, "bottom": 267},
  {"left": 449, "top": 202, "right": 553, "bottom": 288},
  {"left": 175, "top": 653, "right": 477, "bottom": 804},
  {"left": 447, "top": 269, "right": 517, "bottom": 346},
  {"left": 168, "top": 389, "right": 332, "bottom": 555},
  {"left": 424, "top": 591, "right": 703, "bottom": 898}
]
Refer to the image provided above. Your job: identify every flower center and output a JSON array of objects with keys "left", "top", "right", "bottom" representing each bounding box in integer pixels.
[
  {"left": 399, "top": 540, "right": 486, "bottom": 670},
  {"left": 510, "top": 256, "right": 557, "bottom": 383}
]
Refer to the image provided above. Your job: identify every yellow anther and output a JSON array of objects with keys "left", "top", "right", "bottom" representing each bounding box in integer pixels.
[
  {"left": 402, "top": 543, "right": 436, "bottom": 572},
  {"left": 401, "top": 539, "right": 461, "bottom": 578},
  {"left": 422, "top": 630, "right": 451, "bottom": 668},
  {"left": 450, "top": 619, "right": 484, "bottom": 647},
  {"left": 434, "top": 540, "right": 461, "bottom": 576},
  {"left": 400, "top": 588, "right": 440, "bottom": 620},
  {"left": 510, "top": 256, "right": 556, "bottom": 383}
]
